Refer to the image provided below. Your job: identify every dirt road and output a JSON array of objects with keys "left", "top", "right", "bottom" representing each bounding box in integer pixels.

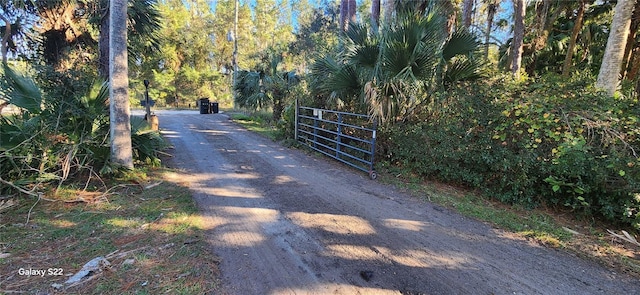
[{"left": 157, "top": 110, "right": 638, "bottom": 295}]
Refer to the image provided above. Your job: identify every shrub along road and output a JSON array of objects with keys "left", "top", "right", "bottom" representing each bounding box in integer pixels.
[{"left": 158, "top": 110, "right": 639, "bottom": 294}]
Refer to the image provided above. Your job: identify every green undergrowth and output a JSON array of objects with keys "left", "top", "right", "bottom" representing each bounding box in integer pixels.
[
  {"left": 229, "top": 111, "right": 280, "bottom": 140},
  {"left": 379, "top": 73, "right": 640, "bottom": 229}
]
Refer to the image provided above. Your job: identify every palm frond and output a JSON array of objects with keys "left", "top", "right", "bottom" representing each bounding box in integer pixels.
[
  {"left": 442, "top": 29, "right": 480, "bottom": 61},
  {"left": 327, "top": 65, "right": 361, "bottom": 98},
  {"left": 350, "top": 44, "right": 379, "bottom": 69},
  {"left": 444, "top": 56, "right": 486, "bottom": 84},
  {"left": 310, "top": 56, "right": 341, "bottom": 79},
  {"left": 345, "top": 22, "right": 370, "bottom": 47},
  {"left": 1, "top": 64, "right": 42, "bottom": 114}
]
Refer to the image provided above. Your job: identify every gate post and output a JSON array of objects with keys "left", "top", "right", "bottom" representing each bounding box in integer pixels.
[
  {"left": 313, "top": 109, "right": 319, "bottom": 149},
  {"left": 294, "top": 99, "right": 299, "bottom": 141},
  {"left": 336, "top": 113, "right": 342, "bottom": 159},
  {"left": 369, "top": 119, "right": 378, "bottom": 176}
]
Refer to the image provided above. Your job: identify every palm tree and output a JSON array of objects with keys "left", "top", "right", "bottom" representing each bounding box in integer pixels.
[
  {"left": 109, "top": 0, "right": 133, "bottom": 169},
  {"left": 98, "top": 0, "right": 162, "bottom": 78},
  {"left": 596, "top": 0, "right": 636, "bottom": 96},
  {"left": 310, "top": 8, "right": 485, "bottom": 124},
  {"left": 234, "top": 55, "right": 300, "bottom": 122}
]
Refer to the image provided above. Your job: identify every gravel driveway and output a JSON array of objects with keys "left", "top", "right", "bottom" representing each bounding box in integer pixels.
[{"left": 155, "top": 110, "right": 639, "bottom": 295}]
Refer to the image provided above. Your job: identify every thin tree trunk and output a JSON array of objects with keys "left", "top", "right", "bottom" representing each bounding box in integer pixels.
[
  {"left": 562, "top": 0, "right": 586, "bottom": 77},
  {"left": 443, "top": 0, "right": 457, "bottom": 35},
  {"left": 99, "top": 4, "right": 110, "bottom": 79},
  {"left": 0, "top": 13, "right": 11, "bottom": 64},
  {"left": 531, "top": 0, "right": 566, "bottom": 52},
  {"left": 628, "top": 48, "right": 640, "bottom": 80},
  {"left": 383, "top": 0, "right": 394, "bottom": 21},
  {"left": 340, "top": 0, "right": 356, "bottom": 31},
  {"left": 371, "top": 0, "right": 380, "bottom": 30},
  {"left": 340, "top": 0, "right": 347, "bottom": 31},
  {"left": 484, "top": 0, "right": 498, "bottom": 59},
  {"left": 511, "top": 0, "right": 526, "bottom": 78},
  {"left": 621, "top": 0, "right": 640, "bottom": 80},
  {"left": 462, "top": 0, "right": 474, "bottom": 28},
  {"left": 348, "top": 0, "right": 356, "bottom": 28},
  {"left": 596, "top": 0, "right": 635, "bottom": 96},
  {"left": 109, "top": 0, "right": 134, "bottom": 169}
]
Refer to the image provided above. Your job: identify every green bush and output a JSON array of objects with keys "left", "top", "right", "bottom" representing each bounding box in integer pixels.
[
  {"left": 380, "top": 73, "right": 640, "bottom": 228},
  {"left": 0, "top": 65, "right": 167, "bottom": 194}
]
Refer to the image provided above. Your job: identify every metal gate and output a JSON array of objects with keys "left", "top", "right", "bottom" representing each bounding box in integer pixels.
[{"left": 295, "top": 100, "right": 378, "bottom": 179}]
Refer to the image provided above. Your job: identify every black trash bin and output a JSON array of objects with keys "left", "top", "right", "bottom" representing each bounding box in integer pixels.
[
  {"left": 199, "top": 98, "right": 210, "bottom": 114},
  {"left": 211, "top": 102, "right": 219, "bottom": 114}
]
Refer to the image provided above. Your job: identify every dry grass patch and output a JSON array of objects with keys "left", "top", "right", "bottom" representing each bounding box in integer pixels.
[{"left": 0, "top": 168, "right": 220, "bottom": 294}]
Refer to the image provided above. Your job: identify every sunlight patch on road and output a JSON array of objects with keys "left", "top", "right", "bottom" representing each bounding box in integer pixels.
[
  {"left": 325, "top": 244, "right": 473, "bottom": 269},
  {"left": 271, "top": 284, "right": 401, "bottom": 295},
  {"left": 287, "top": 212, "right": 376, "bottom": 235},
  {"left": 374, "top": 247, "right": 472, "bottom": 268},
  {"left": 159, "top": 130, "right": 180, "bottom": 138},
  {"left": 203, "top": 186, "right": 263, "bottom": 198},
  {"left": 210, "top": 207, "right": 279, "bottom": 247},
  {"left": 382, "top": 218, "right": 426, "bottom": 232},
  {"left": 217, "top": 230, "right": 266, "bottom": 247},
  {"left": 325, "top": 245, "right": 381, "bottom": 261},
  {"left": 273, "top": 175, "right": 295, "bottom": 184},
  {"left": 193, "top": 128, "right": 229, "bottom": 135}
]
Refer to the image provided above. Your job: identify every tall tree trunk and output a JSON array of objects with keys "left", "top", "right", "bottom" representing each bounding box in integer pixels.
[
  {"left": 531, "top": 0, "right": 566, "bottom": 52},
  {"left": 621, "top": 0, "right": 640, "bottom": 80},
  {"left": 484, "top": 0, "right": 498, "bottom": 59},
  {"left": 109, "top": 0, "right": 134, "bottom": 169},
  {"left": 628, "top": 49, "right": 640, "bottom": 80},
  {"left": 596, "top": 0, "right": 635, "bottom": 96},
  {"left": 0, "top": 13, "right": 10, "bottom": 64},
  {"left": 383, "top": 0, "right": 394, "bottom": 21},
  {"left": 443, "top": 0, "right": 457, "bottom": 35},
  {"left": 511, "top": 0, "right": 526, "bottom": 78},
  {"left": 340, "top": 0, "right": 356, "bottom": 31},
  {"left": 371, "top": 0, "right": 381, "bottom": 30},
  {"left": 340, "top": 0, "right": 347, "bottom": 31},
  {"left": 99, "top": 4, "right": 110, "bottom": 79},
  {"left": 561, "top": 0, "right": 586, "bottom": 77},
  {"left": 462, "top": 0, "right": 474, "bottom": 28},
  {"left": 348, "top": 0, "right": 356, "bottom": 26}
]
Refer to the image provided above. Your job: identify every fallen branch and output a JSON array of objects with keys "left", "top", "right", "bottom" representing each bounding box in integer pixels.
[
  {"left": 0, "top": 176, "right": 39, "bottom": 198},
  {"left": 25, "top": 193, "right": 42, "bottom": 225},
  {"left": 57, "top": 256, "right": 112, "bottom": 289},
  {"left": 145, "top": 181, "right": 163, "bottom": 189},
  {"left": 607, "top": 229, "right": 640, "bottom": 247}
]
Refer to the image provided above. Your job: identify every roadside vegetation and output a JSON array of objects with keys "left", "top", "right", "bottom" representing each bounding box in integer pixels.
[
  {"left": 229, "top": 111, "right": 281, "bottom": 141},
  {"left": 1, "top": 0, "right": 639, "bottom": 291}
]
